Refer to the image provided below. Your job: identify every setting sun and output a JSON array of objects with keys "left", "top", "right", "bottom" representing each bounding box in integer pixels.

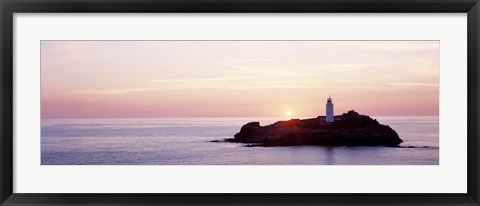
[{"left": 286, "top": 111, "right": 292, "bottom": 116}]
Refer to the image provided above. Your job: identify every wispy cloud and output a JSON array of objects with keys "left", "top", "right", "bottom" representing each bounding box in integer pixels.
[
  {"left": 227, "top": 84, "right": 317, "bottom": 90},
  {"left": 230, "top": 58, "right": 281, "bottom": 63},
  {"left": 151, "top": 76, "right": 319, "bottom": 90},
  {"left": 149, "top": 76, "right": 245, "bottom": 83},
  {"left": 386, "top": 82, "right": 439, "bottom": 87},
  {"left": 327, "top": 64, "right": 365, "bottom": 73},
  {"left": 73, "top": 74, "right": 323, "bottom": 95},
  {"left": 72, "top": 88, "right": 160, "bottom": 95}
]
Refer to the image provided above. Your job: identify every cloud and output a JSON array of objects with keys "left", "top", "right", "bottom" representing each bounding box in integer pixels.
[
  {"left": 72, "top": 88, "right": 160, "bottom": 95},
  {"left": 82, "top": 78, "right": 248, "bottom": 94},
  {"left": 385, "top": 82, "right": 439, "bottom": 87},
  {"left": 230, "top": 58, "right": 281, "bottom": 63},
  {"left": 149, "top": 76, "right": 245, "bottom": 83},
  {"left": 227, "top": 84, "right": 317, "bottom": 90},
  {"left": 71, "top": 74, "right": 323, "bottom": 95},
  {"left": 327, "top": 64, "right": 365, "bottom": 72},
  {"left": 150, "top": 75, "right": 319, "bottom": 90}
]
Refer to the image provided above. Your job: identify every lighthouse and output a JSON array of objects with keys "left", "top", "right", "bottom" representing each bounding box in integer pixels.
[{"left": 326, "top": 96, "right": 334, "bottom": 123}]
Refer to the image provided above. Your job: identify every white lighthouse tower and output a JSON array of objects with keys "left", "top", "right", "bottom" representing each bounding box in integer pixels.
[{"left": 326, "top": 96, "right": 334, "bottom": 123}]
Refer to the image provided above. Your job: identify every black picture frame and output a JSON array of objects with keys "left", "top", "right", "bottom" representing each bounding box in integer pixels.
[{"left": 1, "top": 0, "right": 479, "bottom": 205}]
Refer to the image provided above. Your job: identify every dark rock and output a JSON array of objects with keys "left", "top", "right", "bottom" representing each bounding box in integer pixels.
[{"left": 231, "top": 110, "right": 403, "bottom": 147}]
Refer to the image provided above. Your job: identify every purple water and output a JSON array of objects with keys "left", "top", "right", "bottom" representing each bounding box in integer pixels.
[{"left": 41, "top": 116, "right": 439, "bottom": 165}]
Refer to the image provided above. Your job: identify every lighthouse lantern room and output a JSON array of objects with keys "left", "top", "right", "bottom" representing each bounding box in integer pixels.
[{"left": 326, "top": 96, "right": 334, "bottom": 123}]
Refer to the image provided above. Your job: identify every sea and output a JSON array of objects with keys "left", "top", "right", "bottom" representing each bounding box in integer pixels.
[{"left": 41, "top": 116, "right": 439, "bottom": 165}]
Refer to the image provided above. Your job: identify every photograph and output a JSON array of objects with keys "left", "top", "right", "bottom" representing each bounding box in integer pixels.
[{"left": 40, "top": 40, "right": 439, "bottom": 165}]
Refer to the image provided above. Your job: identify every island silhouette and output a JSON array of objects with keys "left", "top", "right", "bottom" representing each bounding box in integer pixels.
[{"left": 216, "top": 97, "right": 403, "bottom": 147}]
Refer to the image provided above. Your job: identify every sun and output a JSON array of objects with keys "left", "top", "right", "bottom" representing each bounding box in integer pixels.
[{"left": 285, "top": 111, "right": 292, "bottom": 116}]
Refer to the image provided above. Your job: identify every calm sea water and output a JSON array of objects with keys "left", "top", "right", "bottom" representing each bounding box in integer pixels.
[{"left": 41, "top": 116, "right": 439, "bottom": 165}]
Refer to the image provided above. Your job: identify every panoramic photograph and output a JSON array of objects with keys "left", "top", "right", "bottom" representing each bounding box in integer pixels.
[{"left": 41, "top": 41, "right": 439, "bottom": 165}]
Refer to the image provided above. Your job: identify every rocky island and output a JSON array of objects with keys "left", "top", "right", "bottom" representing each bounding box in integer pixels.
[{"left": 222, "top": 110, "right": 403, "bottom": 147}]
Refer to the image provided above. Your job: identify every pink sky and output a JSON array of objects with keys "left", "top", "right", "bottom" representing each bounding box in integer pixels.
[{"left": 41, "top": 41, "right": 439, "bottom": 118}]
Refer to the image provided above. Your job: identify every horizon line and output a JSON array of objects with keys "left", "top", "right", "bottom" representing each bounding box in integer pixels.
[{"left": 41, "top": 115, "right": 440, "bottom": 119}]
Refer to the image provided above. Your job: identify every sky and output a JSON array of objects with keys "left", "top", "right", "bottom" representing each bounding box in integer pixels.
[{"left": 41, "top": 41, "right": 439, "bottom": 118}]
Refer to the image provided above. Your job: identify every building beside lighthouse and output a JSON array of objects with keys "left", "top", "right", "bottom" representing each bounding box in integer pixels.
[{"left": 326, "top": 96, "right": 334, "bottom": 123}]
